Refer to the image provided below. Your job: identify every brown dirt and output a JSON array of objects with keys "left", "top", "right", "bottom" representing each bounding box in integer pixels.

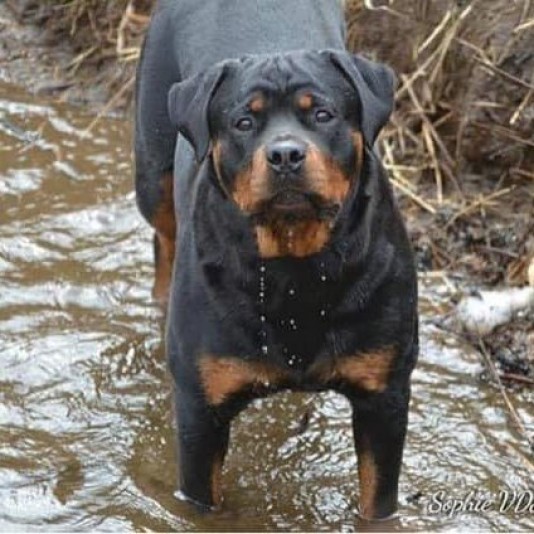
[{"left": 0, "top": 0, "right": 150, "bottom": 108}]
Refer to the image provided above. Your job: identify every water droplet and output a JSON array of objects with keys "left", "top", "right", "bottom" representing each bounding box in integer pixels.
[
  {"left": 289, "top": 318, "right": 296, "bottom": 325},
  {"left": 320, "top": 309, "right": 326, "bottom": 317},
  {"left": 260, "top": 315, "right": 266, "bottom": 322},
  {"left": 287, "top": 229, "right": 294, "bottom": 250},
  {"left": 321, "top": 274, "right": 327, "bottom": 282},
  {"left": 288, "top": 288, "right": 295, "bottom": 296},
  {"left": 260, "top": 265, "right": 266, "bottom": 273},
  {"left": 262, "top": 345, "right": 269, "bottom": 355},
  {"left": 259, "top": 291, "right": 265, "bottom": 299}
]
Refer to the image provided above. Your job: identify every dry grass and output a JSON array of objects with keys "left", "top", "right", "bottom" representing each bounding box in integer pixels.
[{"left": 345, "top": 0, "right": 533, "bottom": 285}]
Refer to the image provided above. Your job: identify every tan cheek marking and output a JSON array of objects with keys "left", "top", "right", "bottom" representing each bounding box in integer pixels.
[
  {"left": 311, "top": 349, "right": 395, "bottom": 393},
  {"left": 233, "top": 148, "right": 269, "bottom": 212},
  {"left": 305, "top": 146, "right": 351, "bottom": 204},
  {"left": 212, "top": 140, "right": 223, "bottom": 179},
  {"left": 352, "top": 131, "right": 364, "bottom": 180},
  {"left": 212, "top": 140, "right": 233, "bottom": 199},
  {"left": 358, "top": 448, "right": 378, "bottom": 520},
  {"left": 198, "top": 356, "right": 286, "bottom": 406}
]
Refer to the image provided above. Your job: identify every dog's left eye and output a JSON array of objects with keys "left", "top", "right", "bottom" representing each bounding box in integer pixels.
[
  {"left": 235, "top": 117, "right": 254, "bottom": 131},
  {"left": 315, "top": 109, "right": 334, "bottom": 123}
]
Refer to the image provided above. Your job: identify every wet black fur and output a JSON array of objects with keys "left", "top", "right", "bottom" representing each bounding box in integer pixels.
[{"left": 135, "top": 9, "right": 418, "bottom": 522}]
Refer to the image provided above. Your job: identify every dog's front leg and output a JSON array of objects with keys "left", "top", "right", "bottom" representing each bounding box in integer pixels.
[
  {"left": 173, "top": 386, "right": 230, "bottom": 510},
  {"left": 350, "top": 386, "right": 410, "bottom": 521}
]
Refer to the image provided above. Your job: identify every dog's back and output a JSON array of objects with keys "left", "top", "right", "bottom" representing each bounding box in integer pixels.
[{"left": 156, "top": 0, "right": 346, "bottom": 77}]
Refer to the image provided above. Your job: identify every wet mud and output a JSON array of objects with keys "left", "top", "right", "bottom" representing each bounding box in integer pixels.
[{"left": 0, "top": 83, "right": 533, "bottom": 532}]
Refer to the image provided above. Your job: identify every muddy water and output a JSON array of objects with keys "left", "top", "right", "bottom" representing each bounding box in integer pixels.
[{"left": 0, "top": 81, "right": 532, "bottom": 532}]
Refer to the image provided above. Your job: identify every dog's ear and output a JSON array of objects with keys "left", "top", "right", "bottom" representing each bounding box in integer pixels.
[
  {"left": 327, "top": 51, "right": 396, "bottom": 146},
  {"left": 168, "top": 64, "right": 229, "bottom": 162}
]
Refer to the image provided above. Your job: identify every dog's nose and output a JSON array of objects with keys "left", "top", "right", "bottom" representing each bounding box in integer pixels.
[{"left": 266, "top": 140, "right": 306, "bottom": 173}]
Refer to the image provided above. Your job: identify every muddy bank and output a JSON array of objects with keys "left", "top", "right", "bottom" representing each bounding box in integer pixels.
[{"left": 0, "top": 1, "right": 149, "bottom": 109}]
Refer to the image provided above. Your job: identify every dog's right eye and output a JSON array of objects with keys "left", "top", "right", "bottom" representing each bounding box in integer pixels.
[
  {"left": 235, "top": 117, "right": 254, "bottom": 132},
  {"left": 315, "top": 109, "right": 335, "bottom": 123}
]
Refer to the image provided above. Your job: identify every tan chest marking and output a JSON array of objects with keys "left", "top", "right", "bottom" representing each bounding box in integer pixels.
[
  {"left": 198, "top": 355, "right": 287, "bottom": 406},
  {"left": 312, "top": 348, "right": 395, "bottom": 393}
]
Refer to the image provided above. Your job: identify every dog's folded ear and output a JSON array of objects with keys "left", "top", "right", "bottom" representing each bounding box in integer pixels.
[
  {"left": 168, "top": 63, "right": 230, "bottom": 162},
  {"left": 326, "top": 51, "right": 396, "bottom": 147}
]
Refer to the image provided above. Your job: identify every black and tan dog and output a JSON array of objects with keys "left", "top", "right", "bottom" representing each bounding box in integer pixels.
[{"left": 135, "top": 0, "right": 418, "bottom": 521}]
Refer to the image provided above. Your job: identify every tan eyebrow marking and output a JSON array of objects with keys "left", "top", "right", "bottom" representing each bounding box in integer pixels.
[
  {"left": 297, "top": 93, "right": 313, "bottom": 111},
  {"left": 249, "top": 95, "right": 266, "bottom": 113}
]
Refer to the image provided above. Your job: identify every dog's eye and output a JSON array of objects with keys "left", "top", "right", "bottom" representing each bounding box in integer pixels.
[
  {"left": 235, "top": 117, "right": 254, "bottom": 132},
  {"left": 315, "top": 109, "right": 334, "bottom": 123}
]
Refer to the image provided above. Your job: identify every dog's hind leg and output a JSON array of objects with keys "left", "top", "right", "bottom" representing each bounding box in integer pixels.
[
  {"left": 149, "top": 171, "right": 176, "bottom": 306},
  {"left": 134, "top": 7, "right": 181, "bottom": 307}
]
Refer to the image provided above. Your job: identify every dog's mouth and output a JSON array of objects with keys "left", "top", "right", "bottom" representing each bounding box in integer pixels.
[
  {"left": 250, "top": 189, "right": 339, "bottom": 224},
  {"left": 270, "top": 190, "right": 313, "bottom": 211}
]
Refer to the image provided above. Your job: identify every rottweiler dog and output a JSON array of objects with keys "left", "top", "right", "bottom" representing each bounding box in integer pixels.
[{"left": 135, "top": 0, "right": 418, "bottom": 522}]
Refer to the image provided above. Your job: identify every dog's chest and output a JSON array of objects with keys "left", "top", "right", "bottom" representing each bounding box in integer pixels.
[{"left": 252, "top": 259, "right": 342, "bottom": 370}]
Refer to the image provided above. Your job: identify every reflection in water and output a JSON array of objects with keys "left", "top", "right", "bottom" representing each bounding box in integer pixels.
[{"left": 0, "top": 82, "right": 532, "bottom": 531}]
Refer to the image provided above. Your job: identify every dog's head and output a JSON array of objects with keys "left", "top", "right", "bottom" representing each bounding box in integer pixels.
[{"left": 168, "top": 50, "right": 395, "bottom": 258}]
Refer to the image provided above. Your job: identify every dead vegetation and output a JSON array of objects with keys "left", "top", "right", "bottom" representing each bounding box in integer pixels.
[
  {"left": 346, "top": 0, "right": 533, "bottom": 286},
  {"left": 3, "top": 0, "right": 534, "bottom": 285}
]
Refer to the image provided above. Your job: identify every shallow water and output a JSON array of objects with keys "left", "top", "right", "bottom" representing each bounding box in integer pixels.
[{"left": 0, "top": 82, "right": 532, "bottom": 532}]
